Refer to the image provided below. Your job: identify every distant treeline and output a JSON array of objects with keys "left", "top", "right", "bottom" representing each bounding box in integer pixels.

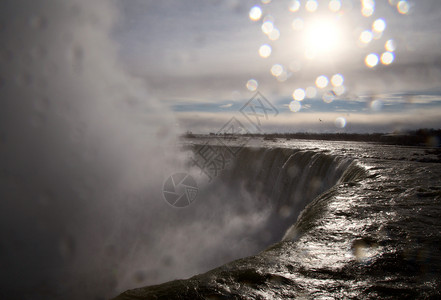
[{"left": 183, "top": 129, "right": 441, "bottom": 147}]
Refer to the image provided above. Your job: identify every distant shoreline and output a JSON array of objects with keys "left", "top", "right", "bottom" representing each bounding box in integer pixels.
[{"left": 182, "top": 129, "right": 441, "bottom": 148}]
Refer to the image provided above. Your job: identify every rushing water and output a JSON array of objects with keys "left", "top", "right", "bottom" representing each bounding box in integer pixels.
[{"left": 114, "top": 137, "right": 441, "bottom": 299}]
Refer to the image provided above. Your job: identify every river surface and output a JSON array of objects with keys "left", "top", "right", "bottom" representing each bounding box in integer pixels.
[{"left": 114, "top": 137, "right": 441, "bottom": 299}]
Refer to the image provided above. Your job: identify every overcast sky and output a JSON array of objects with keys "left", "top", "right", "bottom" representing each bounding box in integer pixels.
[{"left": 113, "top": 0, "right": 441, "bottom": 133}]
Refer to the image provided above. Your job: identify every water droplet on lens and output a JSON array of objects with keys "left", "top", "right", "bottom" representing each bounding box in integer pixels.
[
  {"left": 30, "top": 113, "right": 46, "bottom": 127},
  {"left": 16, "top": 72, "right": 33, "bottom": 86},
  {"left": 331, "top": 74, "right": 344, "bottom": 87},
  {"left": 29, "top": 16, "right": 48, "bottom": 29},
  {"left": 426, "top": 136, "right": 440, "bottom": 147},
  {"left": 288, "top": 165, "right": 300, "bottom": 177},
  {"left": 246, "top": 79, "right": 258, "bottom": 91},
  {"left": 373, "top": 18, "right": 386, "bottom": 32},
  {"left": 289, "top": 60, "right": 302, "bottom": 72},
  {"left": 232, "top": 90, "right": 241, "bottom": 100},
  {"left": 323, "top": 91, "right": 335, "bottom": 103},
  {"left": 306, "top": 86, "right": 317, "bottom": 98},
  {"left": 397, "top": 0, "right": 410, "bottom": 14},
  {"left": 133, "top": 270, "right": 147, "bottom": 283},
  {"left": 361, "top": 0, "right": 375, "bottom": 17},
  {"left": 316, "top": 75, "right": 329, "bottom": 89},
  {"left": 30, "top": 46, "right": 48, "bottom": 60},
  {"left": 72, "top": 45, "right": 84, "bottom": 61},
  {"left": 34, "top": 96, "right": 50, "bottom": 112},
  {"left": 385, "top": 39, "right": 396, "bottom": 52},
  {"left": 2, "top": 49, "right": 14, "bottom": 62},
  {"left": 289, "top": 100, "right": 301, "bottom": 112},
  {"left": 59, "top": 235, "right": 76, "bottom": 260},
  {"left": 293, "top": 88, "right": 305, "bottom": 101},
  {"left": 306, "top": 0, "right": 318, "bottom": 12},
  {"left": 333, "top": 85, "right": 345, "bottom": 96},
  {"left": 365, "top": 53, "right": 379, "bottom": 68},
  {"left": 292, "top": 18, "right": 304, "bottom": 31},
  {"left": 279, "top": 205, "right": 292, "bottom": 218},
  {"left": 271, "top": 64, "right": 284, "bottom": 77},
  {"left": 359, "top": 30, "right": 373, "bottom": 45},
  {"left": 249, "top": 6, "right": 262, "bottom": 21},
  {"left": 259, "top": 44, "right": 272, "bottom": 58},
  {"left": 370, "top": 99, "right": 383, "bottom": 111},
  {"left": 329, "top": 0, "right": 341, "bottom": 12},
  {"left": 268, "top": 28, "right": 280, "bottom": 40},
  {"left": 261, "top": 21, "right": 274, "bottom": 35},
  {"left": 276, "top": 71, "right": 288, "bottom": 82},
  {"left": 263, "top": 14, "right": 275, "bottom": 23},
  {"left": 71, "top": 45, "right": 84, "bottom": 73},
  {"left": 335, "top": 116, "right": 346, "bottom": 128},
  {"left": 289, "top": 0, "right": 301, "bottom": 12},
  {"left": 381, "top": 52, "right": 394, "bottom": 65}
]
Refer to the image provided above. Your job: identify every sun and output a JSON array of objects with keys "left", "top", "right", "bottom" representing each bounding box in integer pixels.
[{"left": 302, "top": 17, "right": 343, "bottom": 58}]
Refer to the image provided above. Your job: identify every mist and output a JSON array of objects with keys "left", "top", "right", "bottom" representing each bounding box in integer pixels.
[
  {"left": 0, "top": 1, "right": 183, "bottom": 298},
  {"left": 0, "top": 1, "right": 297, "bottom": 299}
]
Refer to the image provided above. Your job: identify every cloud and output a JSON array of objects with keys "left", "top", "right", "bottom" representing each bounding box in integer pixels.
[
  {"left": 219, "top": 103, "right": 233, "bottom": 108},
  {"left": 115, "top": 0, "right": 441, "bottom": 106}
]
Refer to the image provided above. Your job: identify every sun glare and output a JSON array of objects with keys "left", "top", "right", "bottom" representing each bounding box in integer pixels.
[{"left": 303, "top": 18, "right": 343, "bottom": 57}]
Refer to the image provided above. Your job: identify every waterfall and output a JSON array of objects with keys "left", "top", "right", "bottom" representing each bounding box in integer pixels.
[{"left": 193, "top": 145, "right": 366, "bottom": 247}]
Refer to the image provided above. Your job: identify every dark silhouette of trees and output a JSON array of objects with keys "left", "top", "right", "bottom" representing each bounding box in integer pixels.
[{"left": 181, "top": 129, "right": 441, "bottom": 147}]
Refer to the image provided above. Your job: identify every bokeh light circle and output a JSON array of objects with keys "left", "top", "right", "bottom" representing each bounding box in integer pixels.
[
  {"left": 276, "top": 71, "right": 288, "bottom": 82},
  {"left": 293, "top": 88, "right": 306, "bottom": 101},
  {"left": 289, "top": 0, "right": 301, "bottom": 12},
  {"left": 271, "top": 64, "right": 284, "bottom": 77},
  {"left": 262, "top": 21, "right": 274, "bottom": 34},
  {"left": 259, "top": 44, "right": 272, "bottom": 58},
  {"left": 305, "top": 0, "right": 318, "bottom": 12},
  {"left": 381, "top": 51, "right": 394, "bottom": 65},
  {"left": 246, "top": 79, "right": 258, "bottom": 91},
  {"left": 335, "top": 117, "right": 346, "bottom": 128},
  {"left": 316, "top": 75, "right": 329, "bottom": 89},
  {"left": 331, "top": 74, "right": 344, "bottom": 87},
  {"left": 360, "top": 30, "right": 373, "bottom": 44},
  {"left": 397, "top": 1, "right": 410, "bottom": 14},
  {"left": 292, "top": 18, "right": 304, "bottom": 31},
  {"left": 365, "top": 53, "right": 379, "bottom": 68},
  {"left": 329, "top": 0, "right": 341, "bottom": 12},
  {"left": 370, "top": 99, "right": 383, "bottom": 111},
  {"left": 249, "top": 6, "right": 262, "bottom": 21},
  {"left": 373, "top": 19, "right": 386, "bottom": 32},
  {"left": 323, "top": 91, "right": 336, "bottom": 103},
  {"left": 361, "top": 0, "right": 375, "bottom": 17},
  {"left": 269, "top": 28, "right": 280, "bottom": 40},
  {"left": 385, "top": 39, "right": 396, "bottom": 51},
  {"left": 333, "top": 85, "right": 346, "bottom": 96},
  {"left": 289, "top": 100, "right": 301, "bottom": 112}
]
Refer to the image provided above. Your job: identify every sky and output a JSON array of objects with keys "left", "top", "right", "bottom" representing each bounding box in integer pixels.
[{"left": 114, "top": 0, "right": 441, "bottom": 133}]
